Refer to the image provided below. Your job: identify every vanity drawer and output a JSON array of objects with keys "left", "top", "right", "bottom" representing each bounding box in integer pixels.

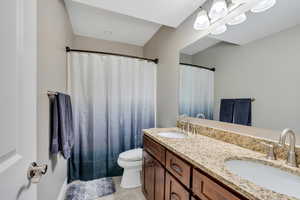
[
  {"left": 144, "top": 136, "right": 166, "bottom": 165},
  {"left": 192, "top": 169, "right": 241, "bottom": 200},
  {"left": 165, "top": 172, "right": 190, "bottom": 200},
  {"left": 166, "top": 151, "right": 191, "bottom": 188}
]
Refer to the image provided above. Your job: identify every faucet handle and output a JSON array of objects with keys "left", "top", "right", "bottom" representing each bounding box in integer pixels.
[
  {"left": 186, "top": 118, "right": 191, "bottom": 134},
  {"left": 261, "top": 142, "right": 276, "bottom": 160}
]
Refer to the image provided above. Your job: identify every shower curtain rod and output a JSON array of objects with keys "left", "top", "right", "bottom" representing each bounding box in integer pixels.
[
  {"left": 66, "top": 47, "right": 159, "bottom": 64},
  {"left": 180, "top": 62, "right": 215, "bottom": 72}
]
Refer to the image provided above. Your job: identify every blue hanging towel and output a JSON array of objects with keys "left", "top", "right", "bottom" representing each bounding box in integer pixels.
[
  {"left": 219, "top": 98, "right": 252, "bottom": 126},
  {"left": 233, "top": 99, "right": 252, "bottom": 126},
  {"left": 219, "top": 99, "right": 235, "bottom": 123},
  {"left": 49, "top": 93, "right": 74, "bottom": 159}
]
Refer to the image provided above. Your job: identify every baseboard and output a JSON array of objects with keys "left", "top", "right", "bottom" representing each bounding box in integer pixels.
[{"left": 57, "top": 178, "right": 68, "bottom": 200}]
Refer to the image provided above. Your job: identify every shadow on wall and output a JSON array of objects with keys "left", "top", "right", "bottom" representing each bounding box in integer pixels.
[{"left": 50, "top": 154, "right": 58, "bottom": 172}]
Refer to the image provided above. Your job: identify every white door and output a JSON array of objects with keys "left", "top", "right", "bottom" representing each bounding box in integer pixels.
[{"left": 0, "top": 0, "right": 38, "bottom": 200}]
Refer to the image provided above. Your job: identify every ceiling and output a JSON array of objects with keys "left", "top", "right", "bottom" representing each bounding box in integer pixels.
[
  {"left": 65, "top": 0, "right": 207, "bottom": 46},
  {"left": 65, "top": 0, "right": 160, "bottom": 46},
  {"left": 182, "top": 0, "right": 300, "bottom": 55},
  {"left": 70, "top": 0, "right": 206, "bottom": 28}
]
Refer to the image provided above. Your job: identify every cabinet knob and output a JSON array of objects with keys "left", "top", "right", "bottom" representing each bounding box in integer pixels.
[{"left": 170, "top": 160, "right": 183, "bottom": 176}]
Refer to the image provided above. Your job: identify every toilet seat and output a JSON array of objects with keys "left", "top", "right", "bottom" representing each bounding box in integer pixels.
[
  {"left": 119, "top": 148, "right": 142, "bottom": 162},
  {"left": 117, "top": 158, "right": 142, "bottom": 168}
]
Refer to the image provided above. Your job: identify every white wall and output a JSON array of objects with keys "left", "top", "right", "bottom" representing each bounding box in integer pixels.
[
  {"left": 37, "top": 0, "right": 73, "bottom": 200},
  {"left": 73, "top": 35, "right": 144, "bottom": 57},
  {"left": 192, "top": 25, "right": 300, "bottom": 133}
]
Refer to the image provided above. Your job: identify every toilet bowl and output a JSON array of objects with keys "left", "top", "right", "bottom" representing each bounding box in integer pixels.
[{"left": 117, "top": 148, "right": 143, "bottom": 189}]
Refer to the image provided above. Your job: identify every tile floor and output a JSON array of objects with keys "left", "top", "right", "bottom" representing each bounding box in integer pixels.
[{"left": 97, "top": 177, "right": 146, "bottom": 200}]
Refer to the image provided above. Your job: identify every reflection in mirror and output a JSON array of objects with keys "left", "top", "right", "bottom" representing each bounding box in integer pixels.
[
  {"left": 179, "top": 0, "right": 300, "bottom": 133},
  {"left": 179, "top": 62, "right": 215, "bottom": 120}
]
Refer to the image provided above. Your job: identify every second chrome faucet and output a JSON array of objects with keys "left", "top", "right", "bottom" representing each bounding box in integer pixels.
[
  {"left": 178, "top": 115, "right": 193, "bottom": 135},
  {"left": 278, "top": 128, "right": 297, "bottom": 167},
  {"left": 263, "top": 128, "right": 298, "bottom": 167}
]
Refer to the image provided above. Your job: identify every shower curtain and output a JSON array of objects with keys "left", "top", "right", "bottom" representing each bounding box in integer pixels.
[
  {"left": 67, "top": 52, "right": 156, "bottom": 182},
  {"left": 179, "top": 65, "right": 214, "bottom": 119}
]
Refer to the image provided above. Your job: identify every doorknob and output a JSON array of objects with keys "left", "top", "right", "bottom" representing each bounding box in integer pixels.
[{"left": 27, "top": 162, "right": 48, "bottom": 183}]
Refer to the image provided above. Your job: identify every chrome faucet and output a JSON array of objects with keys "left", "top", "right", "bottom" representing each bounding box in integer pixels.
[
  {"left": 178, "top": 115, "right": 191, "bottom": 134},
  {"left": 196, "top": 113, "right": 206, "bottom": 119},
  {"left": 178, "top": 115, "right": 187, "bottom": 132},
  {"left": 278, "top": 129, "right": 297, "bottom": 167}
]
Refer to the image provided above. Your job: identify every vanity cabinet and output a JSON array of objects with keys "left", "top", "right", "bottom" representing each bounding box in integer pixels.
[
  {"left": 142, "top": 150, "right": 165, "bottom": 200},
  {"left": 142, "top": 135, "right": 247, "bottom": 200}
]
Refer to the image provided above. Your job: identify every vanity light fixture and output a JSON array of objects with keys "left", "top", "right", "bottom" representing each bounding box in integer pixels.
[
  {"left": 209, "top": 0, "right": 228, "bottom": 20},
  {"left": 251, "top": 0, "right": 276, "bottom": 13},
  {"left": 227, "top": 4, "right": 247, "bottom": 25},
  {"left": 211, "top": 24, "right": 227, "bottom": 35},
  {"left": 194, "top": 10, "right": 210, "bottom": 30},
  {"left": 193, "top": 0, "right": 276, "bottom": 34}
]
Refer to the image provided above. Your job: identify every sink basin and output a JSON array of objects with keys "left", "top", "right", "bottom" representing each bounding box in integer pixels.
[
  {"left": 225, "top": 159, "right": 300, "bottom": 198},
  {"left": 157, "top": 132, "right": 187, "bottom": 139}
]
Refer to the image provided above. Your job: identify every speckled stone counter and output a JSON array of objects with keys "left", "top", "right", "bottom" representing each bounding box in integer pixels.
[
  {"left": 177, "top": 118, "right": 300, "bottom": 164},
  {"left": 143, "top": 128, "right": 300, "bottom": 200}
]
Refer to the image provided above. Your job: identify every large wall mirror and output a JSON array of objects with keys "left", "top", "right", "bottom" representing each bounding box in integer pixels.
[{"left": 179, "top": 0, "right": 300, "bottom": 133}]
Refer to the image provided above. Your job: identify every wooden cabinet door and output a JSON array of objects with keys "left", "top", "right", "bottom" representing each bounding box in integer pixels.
[
  {"left": 143, "top": 150, "right": 156, "bottom": 200},
  {"left": 154, "top": 158, "right": 165, "bottom": 200},
  {"left": 165, "top": 172, "right": 190, "bottom": 200},
  {"left": 143, "top": 150, "right": 166, "bottom": 200}
]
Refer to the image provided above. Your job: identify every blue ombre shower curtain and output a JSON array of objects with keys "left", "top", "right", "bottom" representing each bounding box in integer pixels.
[
  {"left": 67, "top": 52, "right": 156, "bottom": 182},
  {"left": 179, "top": 65, "right": 214, "bottom": 119}
]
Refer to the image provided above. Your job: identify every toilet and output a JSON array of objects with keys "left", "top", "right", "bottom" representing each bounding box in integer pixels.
[{"left": 117, "top": 148, "right": 143, "bottom": 189}]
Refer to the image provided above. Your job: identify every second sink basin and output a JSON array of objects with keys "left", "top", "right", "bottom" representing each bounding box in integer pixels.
[
  {"left": 225, "top": 159, "right": 300, "bottom": 199},
  {"left": 157, "top": 132, "right": 187, "bottom": 139}
]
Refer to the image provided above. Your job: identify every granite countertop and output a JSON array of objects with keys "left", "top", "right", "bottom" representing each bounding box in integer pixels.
[{"left": 143, "top": 128, "right": 300, "bottom": 200}]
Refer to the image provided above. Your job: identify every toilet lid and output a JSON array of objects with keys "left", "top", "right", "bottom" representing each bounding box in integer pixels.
[{"left": 119, "top": 148, "right": 142, "bottom": 161}]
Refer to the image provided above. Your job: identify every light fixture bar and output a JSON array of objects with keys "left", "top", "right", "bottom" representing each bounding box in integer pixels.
[{"left": 193, "top": 0, "right": 276, "bottom": 35}]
